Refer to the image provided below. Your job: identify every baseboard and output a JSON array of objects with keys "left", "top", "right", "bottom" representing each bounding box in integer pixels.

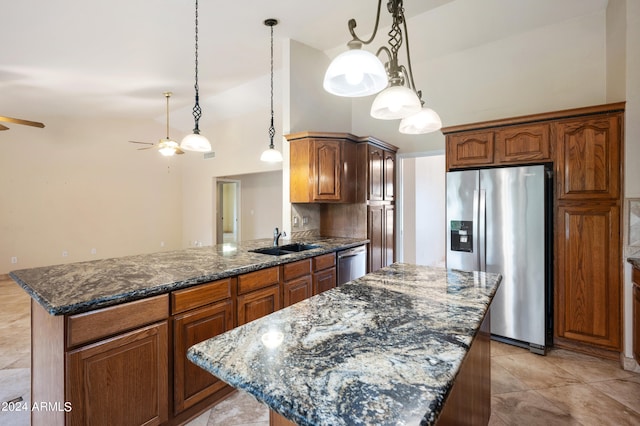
[{"left": 622, "top": 355, "right": 640, "bottom": 373}]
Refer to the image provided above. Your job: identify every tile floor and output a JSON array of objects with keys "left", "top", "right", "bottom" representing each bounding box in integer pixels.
[{"left": 1, "top": 278, "right": 639, "bottom": 426}]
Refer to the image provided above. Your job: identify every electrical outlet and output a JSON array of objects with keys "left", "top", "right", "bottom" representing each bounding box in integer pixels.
[
  {"left": 11, "top": 256, "right": 18, "bottom": 264},
  {"left": 293, "top": 216, "right": 299, "bottom": 227},
  {"left": 302, "top": 216, "right": 309, "bottom": 225},
  {"left": 62, "top": 250, "right": 68, "bottom": 257},
  {"left": 90, "top": 248, "right": 97, "bottom": 255},
  {"left": 160, "top": 241, "right": 165, "bottom": 247}
]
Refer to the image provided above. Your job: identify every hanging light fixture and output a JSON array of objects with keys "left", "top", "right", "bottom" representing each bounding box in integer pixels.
[
  {"left": 260, "top": 18, "right": 283, "bottom": 163},
  {"left": 180, "top": 0, "right": 212, "bottom": 152},
  {"left": 324, "top": 0, "right": 441, "bottom": 133},
  {"left": 159, "top": 92, "right": 181, "bottom": 157}
]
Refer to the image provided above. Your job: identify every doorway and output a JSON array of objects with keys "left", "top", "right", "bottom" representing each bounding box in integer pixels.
[{"left": 216, "top": 179, "right": 241, "bottom": 244}]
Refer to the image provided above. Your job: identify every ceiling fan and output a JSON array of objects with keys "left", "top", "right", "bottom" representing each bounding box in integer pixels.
[
  {"left": 0, "top": 116, "right": 45, "bottom": 131},
  {"left": 129, "top": 92, "right": 184, "bottom": 156}
]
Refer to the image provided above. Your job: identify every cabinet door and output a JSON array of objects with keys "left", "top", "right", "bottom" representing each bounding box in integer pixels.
[
  {"left": 368, "top": 205, "right": 384, "bottom": 273},
  {"left": 313, "top": 267, "right": 336, "bottom": 295},
  {"left": 312, "top": 139, "right": 342, "bottom": 201},
  {"left": 368, "top": 146, "right": 384, "bottom": 201},
  {"left": 284, "top": 276, "right": 312, "bottom": 307},
  {"left": 66, "top": 322, "right": 169, "bottom": 426},
  {"left": 556, "top": 115, "right": 621, "bottom": 200},
  {"left": 384, "top": 151, "right": 395, "bottom": 201},
  {"left": 384, "top": 204, "right": 395, "bottom": 267},
  {"left": 496, "top": 123, "right": 551, "bottom": 164},
  {"left": 237, "top": 285, "right": 280, "bottom": 326},
  {"left": 556, "top": 203, "right": 621, "bottom": 350},
  {"left": 447, "top": 131, "right": 495, "bottom": 169},
  {"left": 173, "top": 300, "right": 233, "bottom": 413}
]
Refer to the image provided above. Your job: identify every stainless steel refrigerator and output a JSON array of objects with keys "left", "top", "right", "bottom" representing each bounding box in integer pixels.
[{"left": 446, "top": 165, "right": 552, "bottom": 354}]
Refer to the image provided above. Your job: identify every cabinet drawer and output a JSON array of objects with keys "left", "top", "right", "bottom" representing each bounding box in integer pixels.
[
  {"left": 238, "top": 266, "right": 280, "bottom": 295},
  {"left": 283, "top": 259, "right": 312, "bottom": 281},
  {"left": 313, "top": 253, "right": 336, "bottom": 272},
  {"left": 67, "top": 294, "right": 169, "bottom": 348},
  {"left": 632, "top": 266, "right": 640, "bottom": 286},
  {"left": 237, "top": 285, "right": 280, "bottom": 326},
  {"left": 171, "top": 278, "right": 232, "bottom": 314}
]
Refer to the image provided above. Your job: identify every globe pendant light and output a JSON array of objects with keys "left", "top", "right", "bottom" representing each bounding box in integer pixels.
[
  {"left": 323, "top": 40, "right": 388, "bottom": 97},
  {"left": 399, "top": 106, "right": 442, "bottom": 134},
  {"left": 180, "top": 0, "right": 212, "bottom": 153},
  {"left": 325, "top": 0, "right": 442, "bottom": 131},
  {"left": 260, "top": 19, "right": 283, "bottom": 163}
]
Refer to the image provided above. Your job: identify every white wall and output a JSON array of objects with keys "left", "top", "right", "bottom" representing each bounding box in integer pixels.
[
  {"left": 400, "top": 155, "right": 446, "bottom": 267},
  {"left": 1, "top": 116, "right": 183, "bottom": 273}
]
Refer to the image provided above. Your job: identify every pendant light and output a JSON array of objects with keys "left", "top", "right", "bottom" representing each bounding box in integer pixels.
[
  {"left": 325, "top": 0, "right": 442, "bottom": 133},
  {"left": 180, "top": 0, "right": 212, "bottom": 152},
  {"left": 260, "top": 18, "right": 283, "bottom": 163}
]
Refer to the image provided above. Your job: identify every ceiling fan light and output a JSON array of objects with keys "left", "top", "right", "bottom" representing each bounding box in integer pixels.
[
  {"left": 180, "top": 133, "right": 211, "bottom": 152},
  {"left": 158, "top": 139, "right": 178, "bottom": 156},
  {"left": 323, "top": 48, "right": 388, "bottom": 97},
  {"left": 260, "top": 147, "right": 283, "bottom": 163},
  {"left": 370, "top": 85, "right": 422, "bottom": 120},
  {"left": 399, "top": 107, "right": 443, "bottom": 134}
]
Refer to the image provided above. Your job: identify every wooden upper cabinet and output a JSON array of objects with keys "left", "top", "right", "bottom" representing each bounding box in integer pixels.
[
  {"left": 446, "top": 131, "right": 495, "bottom": 169},
  {"left": 368, "top": 147, "right": 384, "bottom": 201},
  {"left": 555, "top": 114, "right": 621, "bottom": 200},
  {"left": 287, "top": 132, "right": 357, "bottom": 203},
  {"left": 496, "top": 123, "right": 551, "bottom": 164}
]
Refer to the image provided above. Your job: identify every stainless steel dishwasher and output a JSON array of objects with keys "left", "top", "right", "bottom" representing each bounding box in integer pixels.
[{"left": 337, "top": 245, "right": 367, "bottom": 285}]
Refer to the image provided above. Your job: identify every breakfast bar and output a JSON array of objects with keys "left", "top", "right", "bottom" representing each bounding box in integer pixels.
[{"left": 188, "top": 263, "right": 502, "bottom": 425}]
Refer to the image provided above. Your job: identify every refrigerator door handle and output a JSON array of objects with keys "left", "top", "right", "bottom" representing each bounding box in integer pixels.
[
  {"left": 479, "top": 189, "right": 486, "bottom": 271},
  {"left": 472, "top": 189, "right": 480, "bottom": 268}
]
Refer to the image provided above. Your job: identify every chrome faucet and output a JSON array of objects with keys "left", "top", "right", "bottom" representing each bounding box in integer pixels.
[{"left": 273, "top": 227, "right": 286, "bottom": 246}]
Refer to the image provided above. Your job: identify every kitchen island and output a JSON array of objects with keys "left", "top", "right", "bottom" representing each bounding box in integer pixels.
[
  {"left": 9, "top": 236, "right": 367, "bottom": 426},
  {"left": 188, "top": 263, "right": 502, "bottom": 426}
]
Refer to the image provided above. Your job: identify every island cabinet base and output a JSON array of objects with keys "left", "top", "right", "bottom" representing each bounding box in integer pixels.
[{"left": 268, "top": 313, "right": 491, "bottom": 426}]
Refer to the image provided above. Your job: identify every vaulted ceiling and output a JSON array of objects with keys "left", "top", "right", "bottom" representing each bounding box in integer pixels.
[{"left": 2, "top": 0, "right": 608, "bottom": 126}]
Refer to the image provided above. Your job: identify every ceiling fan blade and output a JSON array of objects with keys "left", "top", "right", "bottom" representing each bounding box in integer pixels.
[
  {"left": 0, "top": 116, "right": 45, "bottom": 128},
  {"left": 128, "top": 140, "right": 154, "bottom": 145},
  {"left": 0, "top": 124, "right": 8, "bottom": 131},
  {"left": 175, "top": 148, "right": 185, "bottom": 155}
]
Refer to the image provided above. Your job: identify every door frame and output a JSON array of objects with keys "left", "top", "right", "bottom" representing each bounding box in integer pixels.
[{"left": 215, "top": 179, "right": 241, "bottom": 244}]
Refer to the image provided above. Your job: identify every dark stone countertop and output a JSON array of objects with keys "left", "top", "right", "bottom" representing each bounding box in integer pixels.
[
  {"left": 629, "top": 257, "right": 640, "bottom": 270},
  {"left": 9, "top": 237, "right": 367, "bottom": 316},
  {"left": 188, "top": 263, "right": 502, "bottom": 426}
]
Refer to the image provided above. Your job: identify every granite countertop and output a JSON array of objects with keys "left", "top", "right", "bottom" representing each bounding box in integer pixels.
[
  {"left": 187, "top": 263, "right": 502, "bottom": 426},
  {"left": 629, "top": 257, "right": 640, "bottom": 269},
  {"left": 9, "top": 237, "right": 367, "bottom": 316}
]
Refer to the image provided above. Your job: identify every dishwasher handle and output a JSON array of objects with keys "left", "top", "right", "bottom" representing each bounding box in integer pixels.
[{"left": 338, "top": 246, "right": 366, "bottom": 259}]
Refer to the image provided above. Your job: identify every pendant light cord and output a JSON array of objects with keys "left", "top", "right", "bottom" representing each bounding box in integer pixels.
[
  {"left": 191, "top": 0, "right": 203, "bottom": 134},
  {"left": 268, "top": 22, "right": 275, "bottom": 149}
]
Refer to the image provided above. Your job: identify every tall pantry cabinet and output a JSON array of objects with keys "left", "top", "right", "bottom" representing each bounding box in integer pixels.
[
  {"left": 286, "top": 132, "right": 398, "bottom": 274},
  {"left": 443, "top": 102, "right": 625, "bottom": 360}
]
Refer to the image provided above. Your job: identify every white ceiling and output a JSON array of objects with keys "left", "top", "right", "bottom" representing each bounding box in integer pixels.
[{"left": 1, "top": 0, "right": 609, "bottom": 126}]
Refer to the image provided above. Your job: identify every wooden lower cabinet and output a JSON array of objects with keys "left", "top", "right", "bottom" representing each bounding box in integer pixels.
[
  {"left": 555, "top": 203, "right": 621, "bottom": 353},
  {"left": 173, "top": 300, "right": 233, "bottom": 414},
  {"left": 313, "top": 268, "right": 336, "bottom": 295},
  {"left": 238, "top": 285, "right": 281, "bottom": 326},
  {"left": 283, "top": 276, "right": 312, "bottom": 307},
  {"left": 66, "top": 321, "right": 169, "bottom": 426}
]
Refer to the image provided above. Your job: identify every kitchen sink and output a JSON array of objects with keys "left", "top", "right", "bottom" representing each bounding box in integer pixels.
[
  {"left": 250, "top": 243, "right": 320, "bottom": 256},
  {"left": 278, "top": 243, "right": 320, "bottom": 252}
]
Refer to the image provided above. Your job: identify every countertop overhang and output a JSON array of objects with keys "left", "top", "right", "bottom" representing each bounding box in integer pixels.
[
  {"left": 9, "top": 237, "right": 367, "bottom": 316},
  {"left": 187, "top": 263, "right": 502, "bottom": 426}
]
